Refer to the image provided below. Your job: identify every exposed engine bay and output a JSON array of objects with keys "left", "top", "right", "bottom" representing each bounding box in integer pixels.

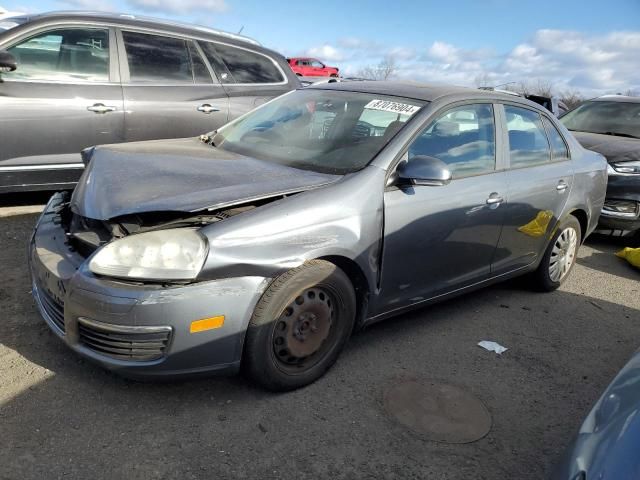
[{"left": 58, "top": 191, "right": 283, "bottom": 258}]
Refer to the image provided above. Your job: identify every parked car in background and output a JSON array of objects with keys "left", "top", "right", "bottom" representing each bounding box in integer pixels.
[
  {"left": 479, "top": 87, "right": 568, "bottom": 117},
  {"left": 561, "top": 95, "right": 640, "bottom": 236},
  {"left": 0, "top": 6, "right": 25, "bottom": 31},
  {"left": 552, "top": 348, "right": 640, "bottom": 480},
  {"left": 0, "top": 11, "right": 299, "bottom": 192},
  {"left": 0, "top": 6, "right": 23, "bottom": 21},
  {"left": 287, "top": 57, "right": 339, "bottom": 77},
  {"left": 30, "top": 82, "right": 606, "bottom": 391}
]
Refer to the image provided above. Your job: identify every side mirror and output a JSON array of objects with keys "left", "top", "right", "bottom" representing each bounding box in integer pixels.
[
  {"left": 397, "top": 155, "right": 452, "bottom": 186},
  {"left": 0, "top": 50, "right": 17, "bottom": 72}
]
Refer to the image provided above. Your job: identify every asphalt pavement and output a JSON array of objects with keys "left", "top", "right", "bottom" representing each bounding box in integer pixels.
[{"left": 1, "top": 196, "right": 639, "bottom": 480}]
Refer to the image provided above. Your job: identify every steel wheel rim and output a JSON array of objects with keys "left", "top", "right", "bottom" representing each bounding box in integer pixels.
[
  {"left": 549, "top": 227, "right": 578, "bottom": 282},
  {"left": 271, "top": 286, "right": 337, "bottom": 372}
]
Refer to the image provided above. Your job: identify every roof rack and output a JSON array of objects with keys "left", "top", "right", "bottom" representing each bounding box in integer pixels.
[{"left": 38, "top": 11, "right": 261, "bottom": 46}]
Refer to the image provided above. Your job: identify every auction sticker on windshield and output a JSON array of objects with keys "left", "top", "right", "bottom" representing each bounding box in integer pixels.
[{"left": 364, "top": 99, "right": 421, "bottom": 116}]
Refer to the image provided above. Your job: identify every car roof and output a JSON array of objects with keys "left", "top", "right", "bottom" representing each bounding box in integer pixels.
[
  {"left": 591, "top": 95, "right": 640, "bottom": 104},
  {"left": 306, "top": 80, "right": 542, "bottom": 105},
  {"left": 4, "top": 10, "right": 261, "bottom": 46}
]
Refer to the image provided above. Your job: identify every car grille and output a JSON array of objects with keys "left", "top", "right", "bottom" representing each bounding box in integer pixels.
[
  {"left": 37, "top": 282, "right": 65, "bottom": 333},
  {"left": 78, "top": 318, "right": 172, "bottom": 362}
]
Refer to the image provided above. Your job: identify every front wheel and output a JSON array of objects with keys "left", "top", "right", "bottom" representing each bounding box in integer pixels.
[
  {"left": 532, "top": 216, "right": 581, "bottom": 291},
  {"left": 243, "top": 260, "right": 356, "bottom": 391}
]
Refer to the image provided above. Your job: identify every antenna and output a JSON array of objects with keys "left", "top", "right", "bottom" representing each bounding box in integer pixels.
[{"left": 238, "top": 25, "right": 244, "bottom": 34}]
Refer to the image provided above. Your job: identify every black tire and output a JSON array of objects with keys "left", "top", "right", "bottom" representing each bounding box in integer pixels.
[
  {"left": 243, "top": 260, "right": 356, "bottom": 391},
  {"left": 532, "top": 215, "right": 582, "bottom": 291}
]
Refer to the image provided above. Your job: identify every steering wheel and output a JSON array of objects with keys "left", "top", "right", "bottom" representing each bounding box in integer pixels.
[{"left": 241, "top": 127, "right": 285, "bottom": 145}]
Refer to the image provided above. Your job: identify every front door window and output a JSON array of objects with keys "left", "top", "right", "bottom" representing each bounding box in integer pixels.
[
  {"left": 408, "top": 104, "right": 496, "bottom": 178},
  {"left": 6, "top": 28, "right": 110, "bottom": 82}
]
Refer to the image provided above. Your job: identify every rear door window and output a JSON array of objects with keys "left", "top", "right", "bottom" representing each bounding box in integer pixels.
[
  {"left": 6, "top": 28, "right": 110, "bottom": 82},
  {"left": 505, "top": 105, "right": 551, "bottom": 168},
  {"left": 211, "top": 43, "right": 284, "bottom": 84},
  {"left": 122, "top": 31, "right": 212, "bottom": 84}
]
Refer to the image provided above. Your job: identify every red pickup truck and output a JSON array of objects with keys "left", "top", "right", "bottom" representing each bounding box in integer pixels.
[{"left": 287, "top": 57, "right": 339, "bottom": 77}]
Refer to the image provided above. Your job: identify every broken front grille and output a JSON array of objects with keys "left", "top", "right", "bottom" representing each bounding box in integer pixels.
[
  {"left": 77, "top": 318, "right": 172, "bottom": 362},
  {"left": 36, "top": 281, "right": 65, "bottom": 333}
]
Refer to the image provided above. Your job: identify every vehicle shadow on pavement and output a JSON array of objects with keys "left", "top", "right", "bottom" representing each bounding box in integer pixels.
[
  {"left": 2, "top": 213, "right": 640, "bottom": 479},
  {"left": 578, "top": 234, "right": 640, "bottom": 282},
  {"left": 0, "top": 191, "right": 58, "bottom": 208}
]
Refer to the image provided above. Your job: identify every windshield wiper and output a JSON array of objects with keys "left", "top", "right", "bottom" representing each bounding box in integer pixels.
[
  {"left": 568, "top": 129, "right": 640, "bottom": 139},
  {"left": 597, "top": 131, "right": 640, "bottom": 139}
]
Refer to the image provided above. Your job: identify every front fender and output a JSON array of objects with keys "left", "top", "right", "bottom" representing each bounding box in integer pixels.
[{"left": 197, "top": 166, "right": 386, "bottom": 294}]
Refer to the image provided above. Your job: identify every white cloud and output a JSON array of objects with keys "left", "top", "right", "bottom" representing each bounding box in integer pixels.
[
  {"left": 304, "top": 45, "right": 346, "bottom": 62},
  {"left": 303, "top": 30, "right": 639, "bottom": 96},
  {"left": 125, "top": 0, "right": 228, "bottom": 14},
  {"left": 57, "top": 0, "right": 116, "bottom": 11}
]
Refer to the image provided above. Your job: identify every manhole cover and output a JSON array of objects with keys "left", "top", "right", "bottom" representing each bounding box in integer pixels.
[{"left": 383, "top": 379, "right": 491, "bottom": 444}]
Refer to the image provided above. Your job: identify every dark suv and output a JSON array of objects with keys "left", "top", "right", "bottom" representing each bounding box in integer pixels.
[
  {"left": 0, "top": 11, "right": 299, "bottom": 192},
  {"left": 561, "top": 95, "right": 640, "bottom": 236}
]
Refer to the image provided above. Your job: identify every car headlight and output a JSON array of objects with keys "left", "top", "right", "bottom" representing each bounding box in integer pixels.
[
  {"left": 89, "top": 228, "right": 208, "bottom": 281},
  {"left": 609, "top": 160, "right": 640, "bottom": 175}
]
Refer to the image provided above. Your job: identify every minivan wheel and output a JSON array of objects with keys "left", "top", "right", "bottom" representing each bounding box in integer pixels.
[
  {"left": 243, "top": 260, "right": 356, "bottom": 391},
  {"left": 532, "top": 216, "right": 581, "bottom": 291}
]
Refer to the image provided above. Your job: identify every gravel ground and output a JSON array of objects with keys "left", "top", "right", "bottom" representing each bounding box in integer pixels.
[{"left": 1, "top": 199, "right": 639, "bottom": 480}]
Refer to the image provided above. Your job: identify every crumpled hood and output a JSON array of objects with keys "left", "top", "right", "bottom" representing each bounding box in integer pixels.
[
  {"left": 71, "top": 137, "right": 341, "bottom": 220},
  {"left": 572, "top": 131, "right": 640, "bottom": 164}
]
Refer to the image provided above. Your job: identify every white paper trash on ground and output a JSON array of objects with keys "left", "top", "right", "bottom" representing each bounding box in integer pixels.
[{"left": 478, "top": 340, "right": 508, "bottom": 355}]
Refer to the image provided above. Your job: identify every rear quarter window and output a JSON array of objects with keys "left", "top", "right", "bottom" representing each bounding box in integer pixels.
[
  {"left": 542, "top": 117, "right": 570, "bottom": 162},
  {"left": 213, "top": 43, "right": 284, "bottom": 84}
]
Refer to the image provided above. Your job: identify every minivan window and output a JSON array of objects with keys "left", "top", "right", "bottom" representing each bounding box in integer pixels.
[
  {"left": 6, "top": 28, "right": 109, "bottom": 82},
  {"left": 187, "top": 42, "right": 213, "bottom": 84},
  {"left": 505, "top": 105, "right": 551, "bottom": 168},
  {"left": 122, "top": 31, "right": 211, "bottom": 84},
  {"left": 542, "top": 117, "right": 569, "bottom": 162},
  {"left": 213, "top": 43, "right": 284, "bottom": 84},
  {"left": 408, "top": 104, "right": 496, "bottom": 179}
]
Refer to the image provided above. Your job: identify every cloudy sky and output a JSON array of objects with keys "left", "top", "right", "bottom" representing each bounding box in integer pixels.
[{"left": 3, "top": 0, "right": 639, "bottom": 96}]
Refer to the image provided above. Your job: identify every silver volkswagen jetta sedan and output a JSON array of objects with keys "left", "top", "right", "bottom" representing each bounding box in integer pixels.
[{"left": 30, "top": 82, "right": 607, "bottom": 391}]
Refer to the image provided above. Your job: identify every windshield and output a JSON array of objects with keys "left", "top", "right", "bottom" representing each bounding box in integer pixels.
[
  {"left": 560, "top": 100, "right": 640, "bottom": 139},
  {"left": 212, "top": 89, "right": 425, "bottom": 174}
]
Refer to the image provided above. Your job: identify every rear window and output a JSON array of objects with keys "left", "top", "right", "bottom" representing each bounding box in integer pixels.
[{"left": 213, "top": 43, "right": 284, "bottom": 84}]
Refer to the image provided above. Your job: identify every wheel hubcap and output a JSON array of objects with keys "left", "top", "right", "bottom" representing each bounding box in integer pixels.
[
  {"left": 272, "top": 287, "right": 334, "bottom": 366},
  {"left": 549, "top": 227, "right": 578, "bottom": 282}
]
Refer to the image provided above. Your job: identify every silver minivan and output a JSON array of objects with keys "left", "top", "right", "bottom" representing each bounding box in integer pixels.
[{"left": 0, "top": 11, "right": 300, "bottom": 192}]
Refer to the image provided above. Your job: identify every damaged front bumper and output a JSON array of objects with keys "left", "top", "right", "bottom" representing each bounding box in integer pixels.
[
  {"left": 597, "top": 174, "right": 640, "bottom": 235},
  {"left": 29, "top": 193, "right": 270, "bottom": 379}
]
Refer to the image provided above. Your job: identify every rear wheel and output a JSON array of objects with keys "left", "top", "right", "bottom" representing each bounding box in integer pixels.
[
  {"left": 532, "top": 216, "right": 581, "bottom": 291},
  {"left": 243, "top": 260, "right": 356, "bottom": 391}
]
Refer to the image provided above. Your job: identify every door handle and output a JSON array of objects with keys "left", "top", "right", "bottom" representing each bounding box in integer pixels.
[
  {"left": 486, "top": 192, "right": 504, "bottom": 205},
  {"left": 556, "top": 180, "right": 568, "bottom": 193},
  {"left": 87, "top": 103, "right": 116, "bottom": 114},
  {"left": 197, "top": 104, "right": 220, "bottom": 114}
]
